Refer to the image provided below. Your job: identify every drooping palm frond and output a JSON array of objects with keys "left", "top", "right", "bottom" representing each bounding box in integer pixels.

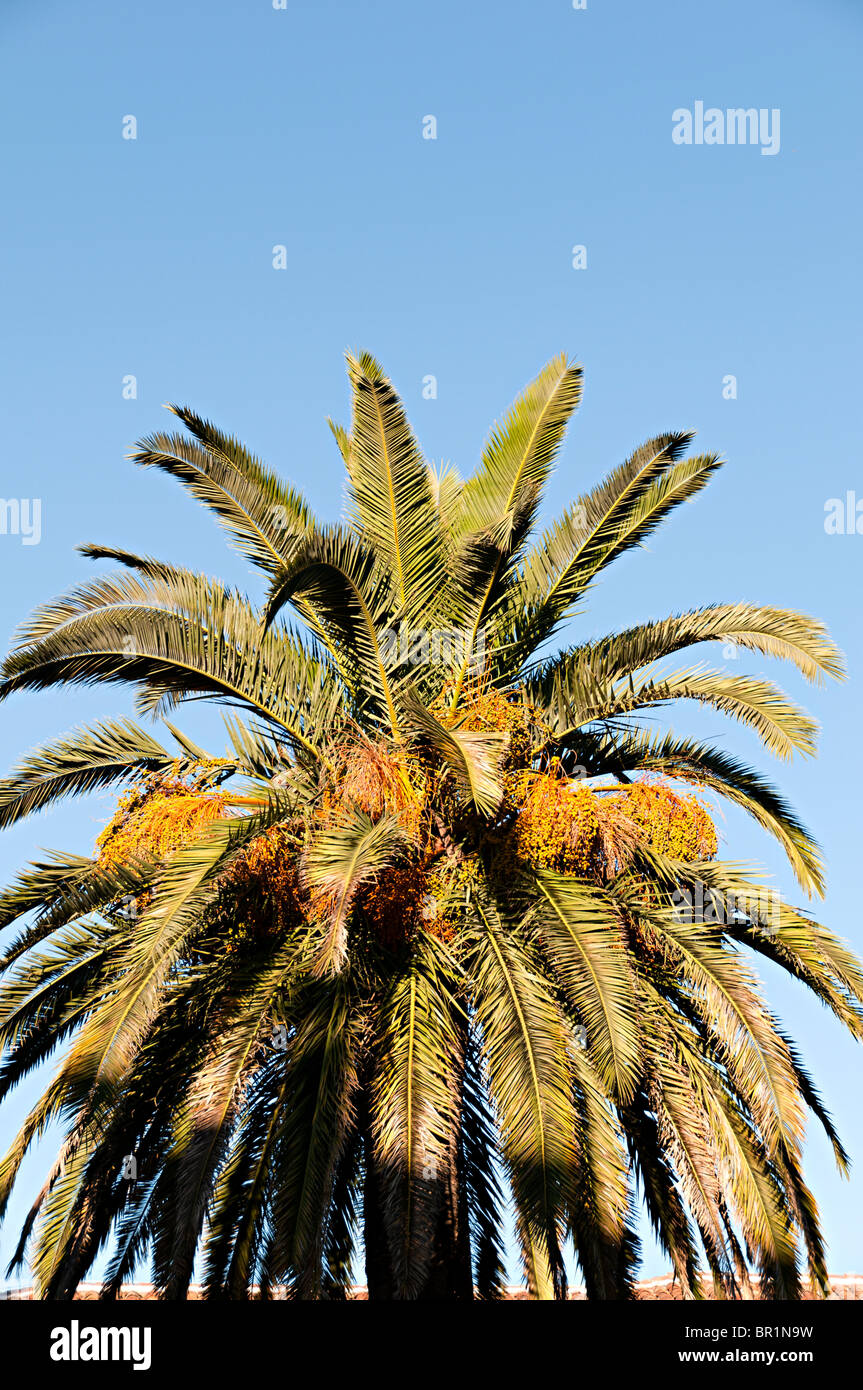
[
  {"left": 258, "top": 975, "right": 363, "bottom": 1298},
  {"left": 159, "top": 939, "right": 300, "bottom": 1300},
  {"left": 634, "top": 849, "right": 863, "bottom": 1037},
  {"left": 51, "top": 793, "right": 296, "bottom": 1113},
  {"left": 263, "top": 525, "right": 401, "bottom": 737},
  {"left": 583, "top": 728, "right": 826, "bottom": 897},
  {"left": 0, "top": 921, "right": 114, "bottom": 1108},
  {"left": 0, "top": 719, "right": 178, "bottom": 828},
  {"left": 303, "top": 812, "right": 410, "bottom": 977},
  {"left": 1, "top": 569, "right": 338, "bottom": 765},
  {"left": 132, "top": 408, "right": 315, "bottom": 577},
  {"left": 567, "top": 1038, "right": 641, "bottom": 1300},
  {"left": 459, "top": 1037, "right": 507, "bottom": 1300},
  {"left": 528, "top": 870, "right": 641, "bottom": 1103},
  {"left": 537, "top": 604, "right": 845, "bottom": 688},
  {"left": 467, "top": 889, "right": 579, "bottom": 1299},
  {"left": 401, "top": 693, "right": 507, "bottom": 817},
  {"left": 607, "top": 667, "right": 818, "bottom": 762}
]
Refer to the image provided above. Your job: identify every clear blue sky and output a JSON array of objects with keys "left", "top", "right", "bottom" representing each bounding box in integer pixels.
[{"left": 1, "top": 0, "right": 861, "bottom": 1287}]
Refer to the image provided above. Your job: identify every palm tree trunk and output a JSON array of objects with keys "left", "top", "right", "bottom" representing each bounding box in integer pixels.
[
  {"left": 411, "top": 1156, "right": 474, "bottom": 1301},
  {"left": 360, "top": 1093, "right": 474, "bottom": 1301},
  {"left": 362, "top": 1122, "right": 396, "bottom": 1300}
]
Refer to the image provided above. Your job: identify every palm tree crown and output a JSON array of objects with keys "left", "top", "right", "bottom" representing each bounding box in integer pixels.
[{"left": 0, "top": 353, "right": 859, "bottom": 1301}]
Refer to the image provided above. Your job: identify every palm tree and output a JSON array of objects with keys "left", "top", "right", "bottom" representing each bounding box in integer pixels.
[{"left": 0, "top": 353, "right": 860, "bottom": 1302}]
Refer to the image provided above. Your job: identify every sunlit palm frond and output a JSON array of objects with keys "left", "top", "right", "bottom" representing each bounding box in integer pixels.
[
  {"left": 528, "top": 870, "right": 641, "bottom": 1103},
  {"left": 263, "top": 524, "right": 400, "bottom": 738},
  {"left": 303, "top": 811, "right": 409, "bottom": 976},
  {"left": 341, "top": 351, "right": 445, "bottom": 620},
  {"left": 132, "top": 408, "right": 315, "bottom": 577},
  {"left": 0, "top": 719, "right": 177, "bottom": 829}
]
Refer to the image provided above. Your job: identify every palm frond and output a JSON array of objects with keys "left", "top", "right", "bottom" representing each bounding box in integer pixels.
[
  {"left": 459, "top": 355, "right": 583, "bottom": 533},
  {"left": 528, "top": 870, "right": 641, "bottom": 1103},
  {"left": 132, "top": 409, "right": 315, "bottom": 578},
  {"left": 535, "top": 604, "right": 845, "bottom": 688},
  {"left": 1, "top": 571, "right": 336, "bottom": 765},
  {"left": 595, "top": 729, "right": 826, "bottom": 897},
  {"left": 467, "top": 888, "right": 578, "bottom": 1299},
  {"left": 303, "top": 811, "right": 409, "bottom": 976},
  {"left": 508, "top": 443, "right": 720, "bottom": 664},
  {"left": 402, "top": 693, "right": 506, "bottom": 816},
  {"left": 0, "top": 719, "right": 175, "bottom": 829},
  {"left": 342, "top": 351, "right": 445, "bottom": 619},
  {"left": 263, "top": 525, "right": 400, "bottom": 738}
]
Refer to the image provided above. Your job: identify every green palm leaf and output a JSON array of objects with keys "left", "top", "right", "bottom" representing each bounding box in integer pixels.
[
  {"left": 132, "top": 408, "right": 315, "bottom": 577},
  {"left": 340, "top": 352, "right": 445, "bottom": 619},
  {"left": 529, "top": 870, "right": 641, "bottom": 1103}
]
